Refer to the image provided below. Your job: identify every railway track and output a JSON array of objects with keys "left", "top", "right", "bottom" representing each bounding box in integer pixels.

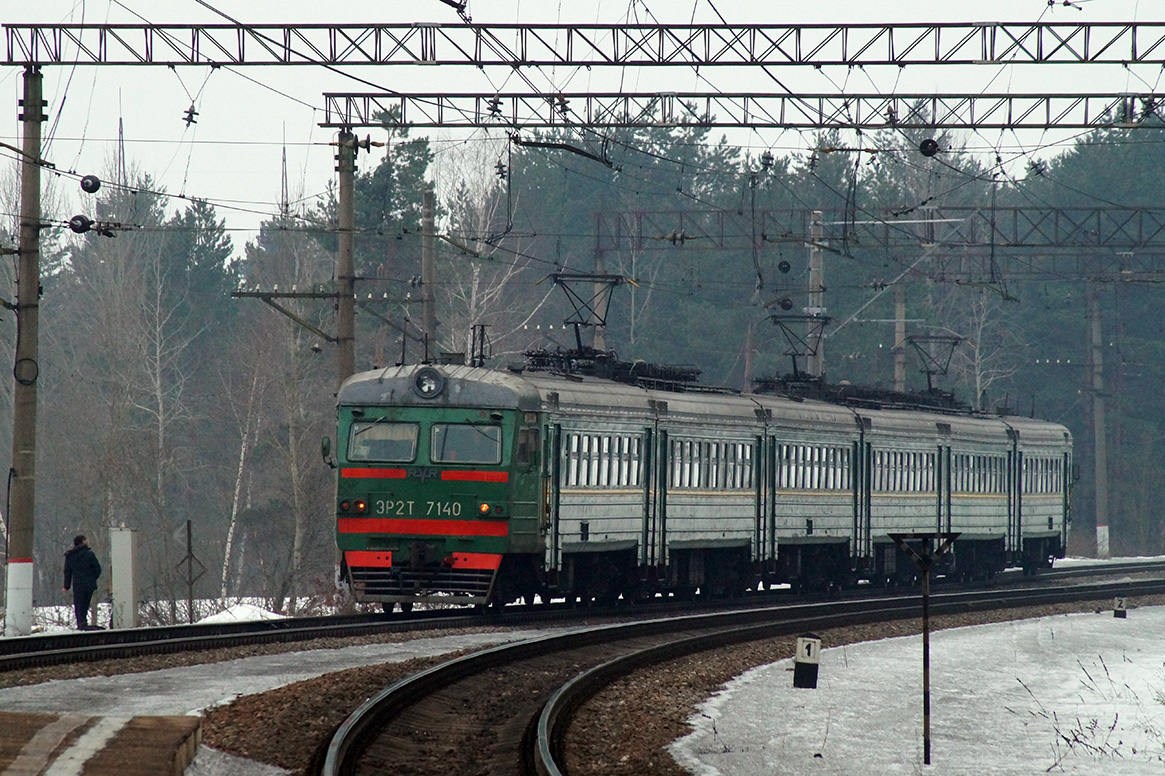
[
  {"left": 0, "top": 610, "right": 474, "bottom": 671},
  {"left": 3, "top": 559, "right": 1162, "bottom": 673},
  {"left": 320, "top": 575, "right": 1165, "bottom": 776}
]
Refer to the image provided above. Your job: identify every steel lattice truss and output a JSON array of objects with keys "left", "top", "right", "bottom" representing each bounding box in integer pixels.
[
  {"left": 593, "top": 207, "right": 1165, "bottom": 280},
  {"left": 321, "top": 91, "right": 1165, "bottom": 129},
  {"left": 8, "top": 22, "right": 1165, "bottom": 66}
]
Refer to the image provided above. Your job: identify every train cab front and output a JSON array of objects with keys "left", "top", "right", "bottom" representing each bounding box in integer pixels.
[{"left": 334, "top": 366, "right": 531, "bottom": 610}]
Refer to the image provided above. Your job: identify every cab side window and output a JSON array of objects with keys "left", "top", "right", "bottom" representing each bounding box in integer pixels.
[{"left": 518, "top": 428, "right": 540, "bottom": 466}]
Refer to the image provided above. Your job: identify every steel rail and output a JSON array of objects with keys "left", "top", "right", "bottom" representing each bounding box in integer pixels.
[
  {"left": 5, "top": 560, "right": 1159, "bottom": 672},
  {"left": 320, "top": 577, "right": 1165, "bottom": 776},
  {"left": 533, "top": 577, "right": 1165, "bottom": 776},
  {"left": 319, "top": 596, "right": 905, "bottom": 776},
  {"left": 0, "top": 610, "right": 475, "bottom": 672}
]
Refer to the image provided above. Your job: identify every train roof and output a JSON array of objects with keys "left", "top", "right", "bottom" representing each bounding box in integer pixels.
[
  {"left": 339, "top": 364, "right": 545, "bottom": 412},
  {"left": 338, "top": 365, "right": 1070, "bottom": 446}
]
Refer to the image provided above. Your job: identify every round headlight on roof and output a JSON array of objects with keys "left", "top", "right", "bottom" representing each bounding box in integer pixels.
[{"left": 412, "top": 366, "right": 446, "bottom": 399}]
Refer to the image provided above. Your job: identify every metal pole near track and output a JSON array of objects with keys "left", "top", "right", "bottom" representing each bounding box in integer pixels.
[{"left": 890, "top": 531, "right": 959, "bottom": 766}]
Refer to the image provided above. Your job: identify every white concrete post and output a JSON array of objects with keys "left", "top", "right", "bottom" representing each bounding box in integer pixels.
[{"left": 110, "top": 528, "right": 138, "bottom": 629}]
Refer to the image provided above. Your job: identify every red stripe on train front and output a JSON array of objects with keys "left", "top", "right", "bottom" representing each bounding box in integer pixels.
[
  {"left": 447, "top": 552, "right": 502, "bottom": 570},
  {"left": 441, "top": 470, "right": 509, "bottom": 482},
  {"left": 338, "top": 518, "right": 509, "bottom": 537},
  {"left": 344, "top": 550, "right": 501, "bottom": 570},
  {"left": 341, "top": 467, "right": 407, "bottom": 479},
  {"left": 345, "top": 550, "right": 392, "bottom": 567}
]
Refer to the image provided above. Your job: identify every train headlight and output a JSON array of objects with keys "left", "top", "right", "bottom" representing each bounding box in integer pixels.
[
  {"left": 340, "top": 500, "right": 351, "bottom": 512},
  {"left": 478, "top": 502, "right": 491, "bottom": 515},
  {"left": 412, "top": 366, "right": 446, "bottom": 399},
  {"left": 354, "top": 499, "right": 367, "bottom": 514}
]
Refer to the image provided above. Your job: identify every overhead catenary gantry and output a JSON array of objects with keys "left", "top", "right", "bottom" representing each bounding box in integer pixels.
[
  {"left": 593, "top": 207, "right": 1165, "bottom": 280},
  {"left": 321, "top": 91, "right": 1165, "bottom": 130},
  {"left": 9, "top": 21, "right": 1165, "bottom": 66}
]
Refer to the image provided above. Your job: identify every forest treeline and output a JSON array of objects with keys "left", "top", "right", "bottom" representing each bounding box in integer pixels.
[{"left": 2, "top": 113, "right": 1162, "bottom": 614}]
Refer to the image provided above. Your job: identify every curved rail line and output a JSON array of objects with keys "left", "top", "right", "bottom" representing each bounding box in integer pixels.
[
  {"left": 533, "top": 577, "right": 1165, "bottom": 775},
  {"left": 320, "top": 576, "right": 1165, "bottom": 776}
]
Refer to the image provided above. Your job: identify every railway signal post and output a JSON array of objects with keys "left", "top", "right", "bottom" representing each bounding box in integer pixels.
[{"left": 890, "top": 532, "right": 960, "bottom": 767}]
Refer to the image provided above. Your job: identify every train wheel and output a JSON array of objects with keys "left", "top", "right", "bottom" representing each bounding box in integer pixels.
[
  {"left": 380, "top": 602, "right": 395, "bottom": 614},
  {"left": 400, "top": 601, "right": 414, "bottom": 613}
]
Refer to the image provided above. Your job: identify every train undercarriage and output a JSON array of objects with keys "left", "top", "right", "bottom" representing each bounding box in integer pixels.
[{"left": 347, "top": 533, "right": 1063, "bottom": 611}]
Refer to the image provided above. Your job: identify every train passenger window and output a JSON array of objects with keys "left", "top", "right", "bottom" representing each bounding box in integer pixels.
[
  {"left": 600, "top": 436, "right": 611, "bottom": 487},
  {"left": 615, "top": 437, "right": 627, "bottom": 486},
  {"left": 633, "top": 435, "right": 643, "bottom": 484},
  {"left": 567, "top": 434, "right": 580, "bottom": 485},
  {"left": 591, "top": 435, "right": 602, "bottom": 485},
  {"left": 582, "top": 435, "right": 595, "bottom": 485},
  {"left": 348, "top": 421, "right": 418, "bottom": 462},
  {"left": 431, "top": 424, "right": 502, "bottom": 464}
]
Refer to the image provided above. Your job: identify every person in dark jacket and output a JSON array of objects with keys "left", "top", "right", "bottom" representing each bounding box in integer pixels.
[{"left": 63, "top": 534, "right": 102, "bottom": 630}]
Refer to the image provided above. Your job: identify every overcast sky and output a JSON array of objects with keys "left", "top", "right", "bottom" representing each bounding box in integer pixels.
[{"left": 3, "top": 1, "right": 1160, "bottom": 254}]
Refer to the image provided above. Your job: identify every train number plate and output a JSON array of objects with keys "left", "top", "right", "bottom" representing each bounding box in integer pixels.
[{"left": 372, "top": 499, "right": 463, "bottom": 517}]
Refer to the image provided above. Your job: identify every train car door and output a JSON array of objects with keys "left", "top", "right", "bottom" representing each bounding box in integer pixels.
[
  {"left": 641, "top": 426, "right": 656, "bottom": 569},
  {"left": 1061, "top": 451, "right": 1072, "bottom": 551},
  {"left": 939, "top": 444, "right": 952, "bottom": 533},
  {"left": 852, "top": 415, "right": 873, "bottom": 564},
  {"left": 548, "top": 423, "right": 563, "bottom": 574},
  {"left": 756, "top": 434, "right": 769, "bottom": 562},
  {"left": 656, "top": 428, "right": 669, "bottom": 570},
  {"left": 1006, "top": 427, "right": 1021, "bottom": 558}
]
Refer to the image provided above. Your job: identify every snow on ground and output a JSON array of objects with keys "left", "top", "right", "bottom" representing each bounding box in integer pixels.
[
  {"left": 671, "top": 606, "right": 1165, "bottom": 775},
  {"left": 0, "top": 625, "right": 571, "bottom": 776},
  {"left": 1055, "top": 555, "right": 1165, "bottom": 568},
  {"left": 0, "top": 627, "right": 566, "bottom": 716},
  {"left": 197, "top": 604, "right": 286, "bottom": 624}
]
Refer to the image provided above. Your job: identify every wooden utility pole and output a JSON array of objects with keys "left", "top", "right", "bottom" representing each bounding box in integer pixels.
[
  {"left": 5, "top": 66, "right": 45, "bottom": 636},
  {"left": 593, "top": 248, "right": 607, "bottom": 352},
  {"left": 1087, "top": 282, "right": 1109, "bottom": 557},
  {"left": 421, "top": 189, "right": 437, "bottom": 351},
  {"left": 894, "top": 282, "right": 907, "bottom": 392},
  {"left": 335, "top": 130, "right": 357, "bottom": 387},
  {"left": 806, "top": 211, "right": 825, "bottom": 378}
]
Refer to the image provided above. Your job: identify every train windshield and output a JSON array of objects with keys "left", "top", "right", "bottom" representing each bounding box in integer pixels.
[
  {"left": 348, "top": 421, "right": 418, "bottom": 462},
  {"left": 431, "top": 424, "right": 503, "bottom": 464}
]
